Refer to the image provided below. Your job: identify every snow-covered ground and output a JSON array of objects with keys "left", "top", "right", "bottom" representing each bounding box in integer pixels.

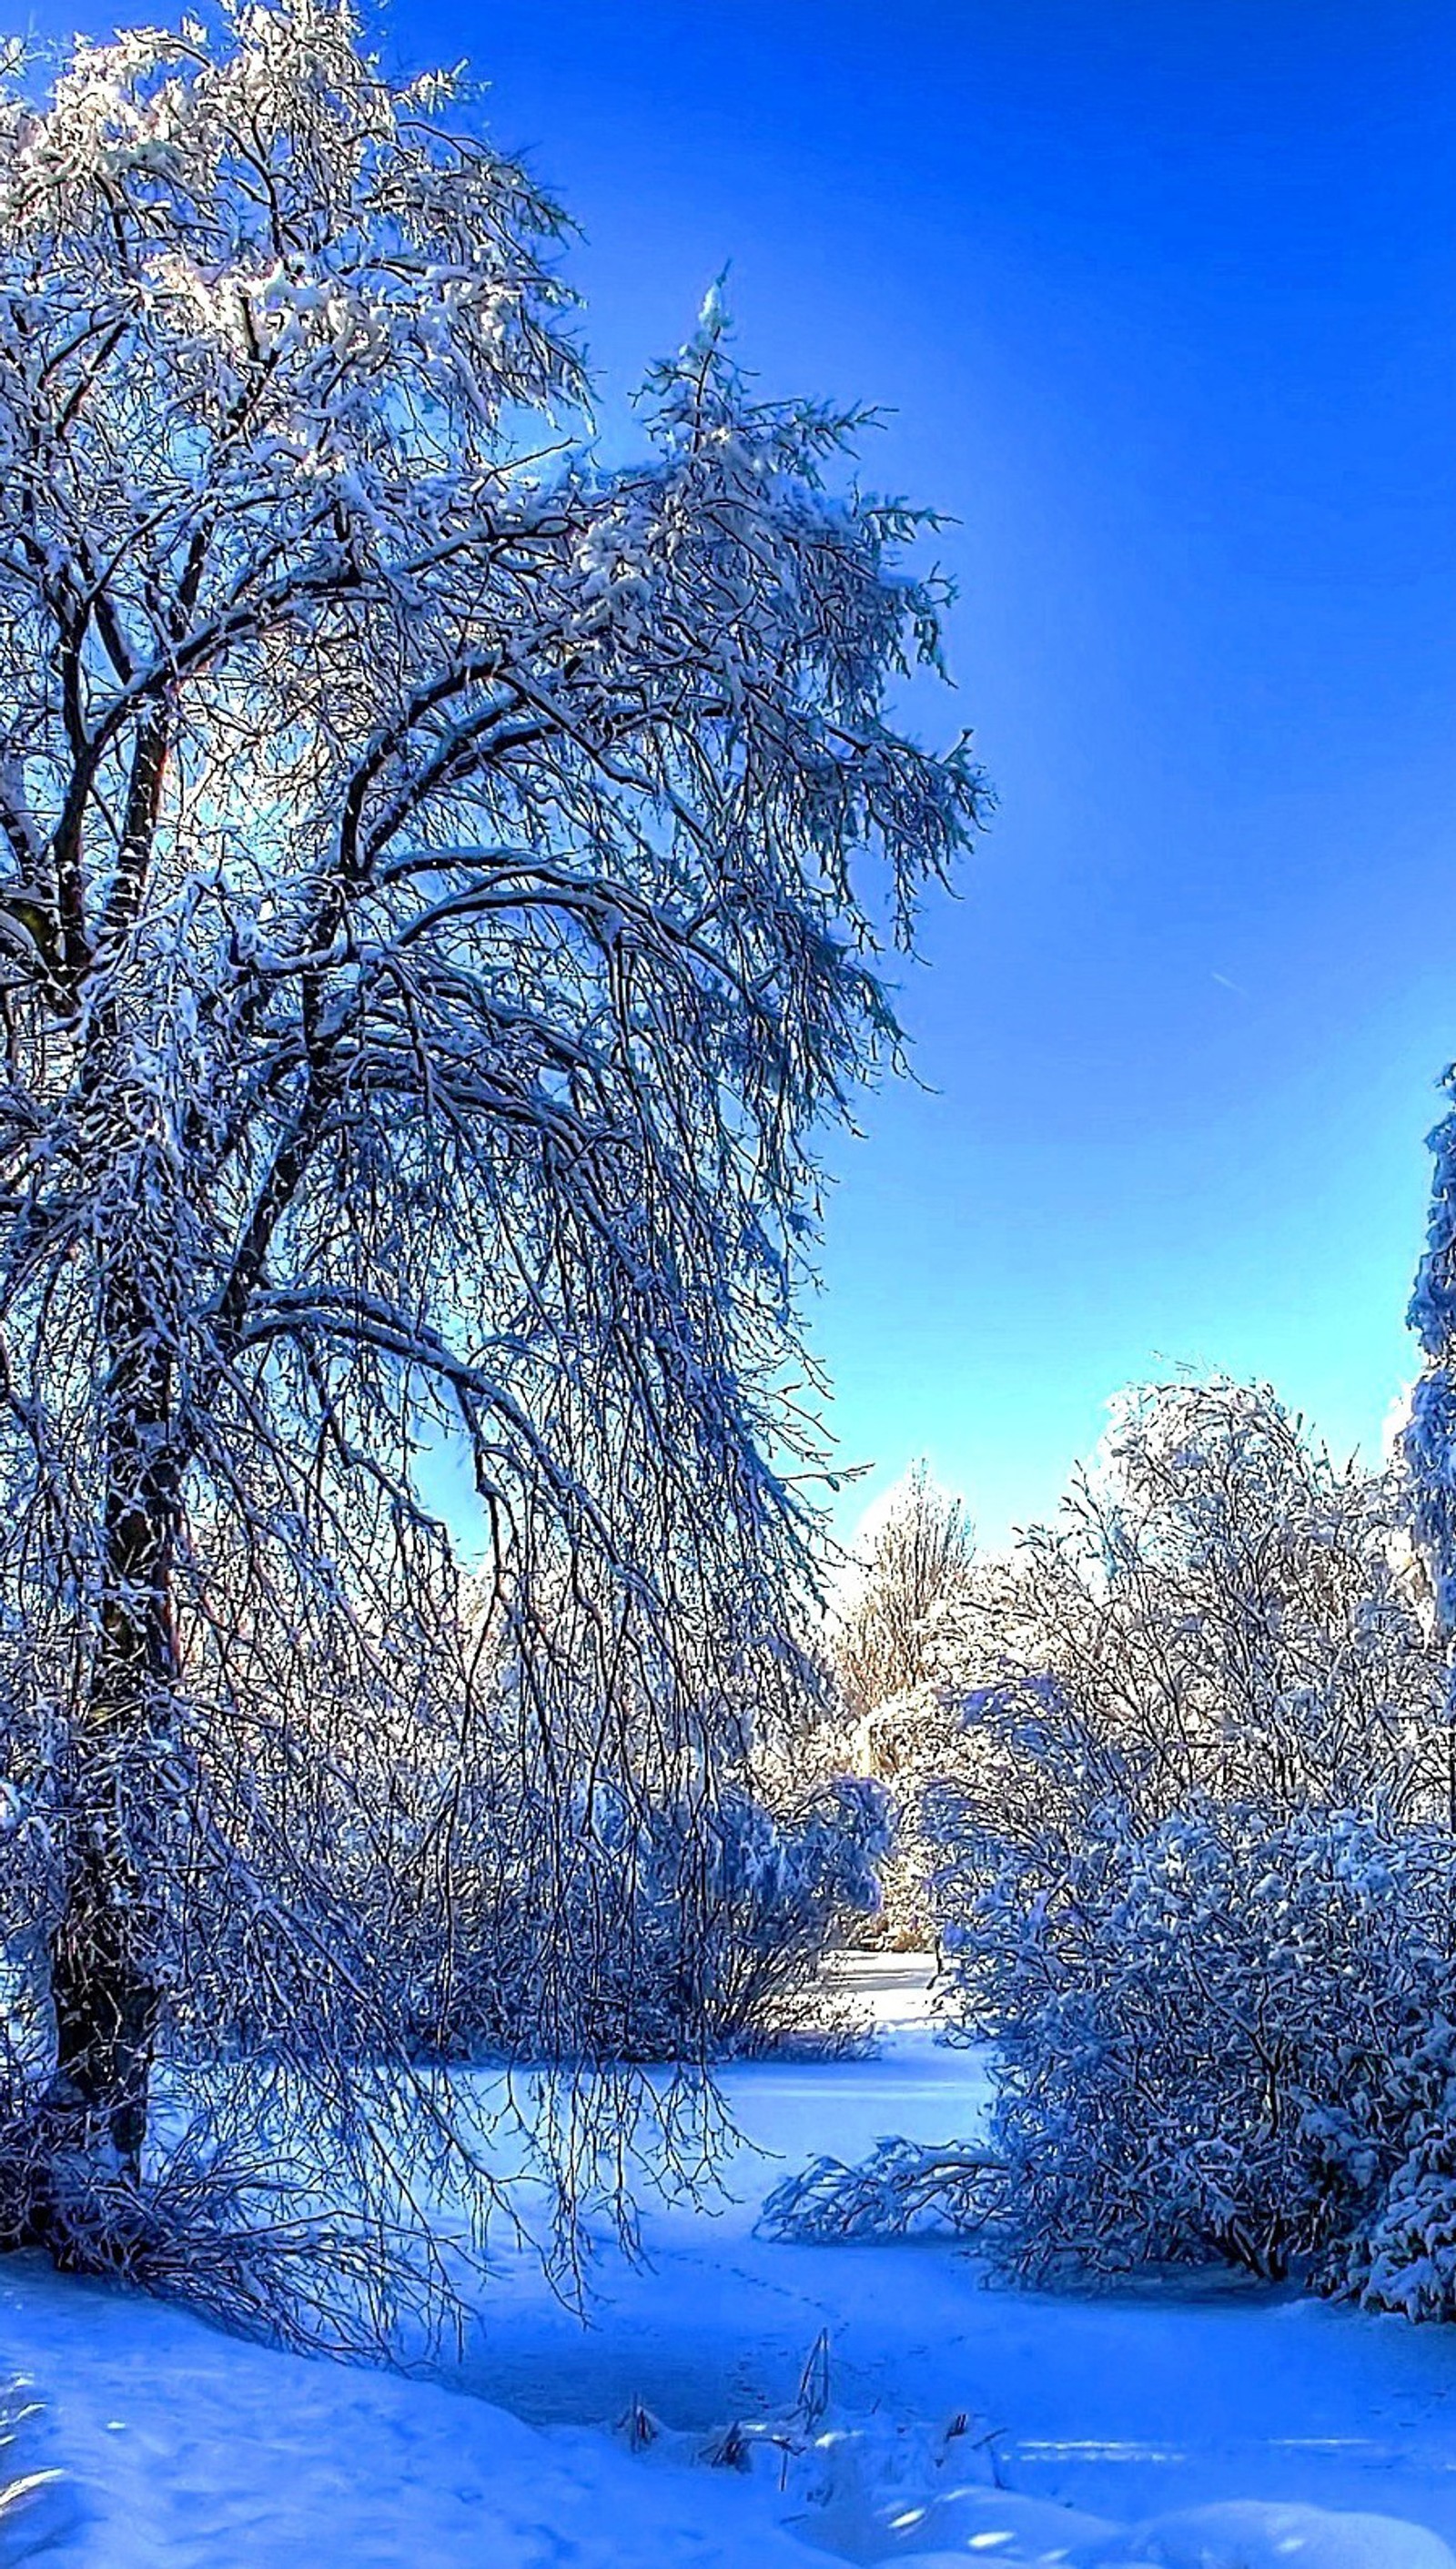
[{"left": 11, "top": 1958, "right": 1456, "bottom": 2566}]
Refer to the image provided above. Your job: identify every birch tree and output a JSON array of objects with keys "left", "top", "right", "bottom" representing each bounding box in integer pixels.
[{"left": 0, "top": 0, "right": 982, "bottom": 2307}]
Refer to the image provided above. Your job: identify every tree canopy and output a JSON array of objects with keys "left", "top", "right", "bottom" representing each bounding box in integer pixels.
[{"left": 0, "top": 0, "right": 982, "bottom": 2326}]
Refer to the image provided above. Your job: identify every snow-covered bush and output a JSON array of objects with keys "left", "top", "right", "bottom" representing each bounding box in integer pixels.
[
  {"left": 580, "top": 1774, "right": 890, "bottom": 2060},
  {"left": 761, "top": 2135, "right": 1001, "bottom": 2242},
  {"left": 947, "top": 1783, "right": 1456, "bottom": 2281},
  {"left": 795, "top": 1379, "right": 1456, "bottom": 2299},
  {"left": 931, "top": 1379, "right": 1443, "bottom": 1836},
  {"left": 409, "top": 1767, "right": 889, "bottom": 2063},
  {"left": 924, "top": 1381, "right": 1455, "bottom": 2287}
]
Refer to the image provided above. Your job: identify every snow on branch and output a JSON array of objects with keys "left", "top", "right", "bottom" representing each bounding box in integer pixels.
[
  {"left": 760, "top": 2137, "right": 1005, "bottom": 2243},
  {"left": 0, "top": 0, "right": 981, "bottom": 2327}
]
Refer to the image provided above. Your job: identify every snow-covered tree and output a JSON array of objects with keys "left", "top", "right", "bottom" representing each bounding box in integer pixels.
[
  {"left": 0, "top": 0, "right": 982, "bottom": 2320},
  {"left": 928, "top": 1378, "right": 1441, "bottom": 1828},
  {"left": 834, "top": 1464, "right": 976, "bottom": 1725},
  {"left": 1407, "top": 1071, "right": 1456, "bottom": 1756},
  {"left": 802, "top": 1464, "right": 975, "bottom": 1945}
]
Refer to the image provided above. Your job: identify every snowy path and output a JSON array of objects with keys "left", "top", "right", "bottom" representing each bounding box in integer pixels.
[{"left": 10, "top": 1959, "right": 1456, "bottom": 2565}]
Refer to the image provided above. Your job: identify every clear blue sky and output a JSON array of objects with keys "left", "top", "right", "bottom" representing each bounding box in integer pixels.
[{"left": 35, "top": 0, "right": 1456, "bottom": 1541}]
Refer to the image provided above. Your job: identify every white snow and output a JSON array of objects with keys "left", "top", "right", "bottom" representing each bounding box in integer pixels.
[{"left": 11, "top": 1960, "right": 1456, "bottom": 2568}]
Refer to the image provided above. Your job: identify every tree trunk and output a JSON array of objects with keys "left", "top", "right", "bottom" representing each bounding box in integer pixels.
[{"left": 45, "top": 1268, "right": 177, "bottom": 2194}]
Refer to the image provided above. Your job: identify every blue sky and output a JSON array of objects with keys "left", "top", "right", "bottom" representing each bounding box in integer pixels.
[
  {"left": 34, "top": 0, "right": 1456, "bottom": 1541},
  {"left": 450, "top": 0, "right": 1456, "bottom": 1540}
]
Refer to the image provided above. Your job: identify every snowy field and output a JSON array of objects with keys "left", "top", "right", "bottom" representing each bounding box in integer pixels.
[{"left": 11, "top": 1959, "right": 1456, "bottom": 2567}]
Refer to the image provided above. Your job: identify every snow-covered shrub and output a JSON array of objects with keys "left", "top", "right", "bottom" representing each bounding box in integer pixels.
[
  {"left": 760, "top": 2135, "right": 1002, "bottom": 2241},
  {"left": 916, "top": 1381, "right": 1456, "bottom": 2291},
  {"left": 945, "top": 1782, "right": 1456, "bottom": 2281},
  {"left": 1350, "top": 2107, "right": 1456, "bottom": 2321},
  {"left": 930, "top": 1380, "right": 1443, "bottom": 1838},
  {"left": 412, "top": 1770, "right": 889, "bottom": 2064},
  {"left": 617, "top": 1774, "right": 890, "bottom": 2058}
]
